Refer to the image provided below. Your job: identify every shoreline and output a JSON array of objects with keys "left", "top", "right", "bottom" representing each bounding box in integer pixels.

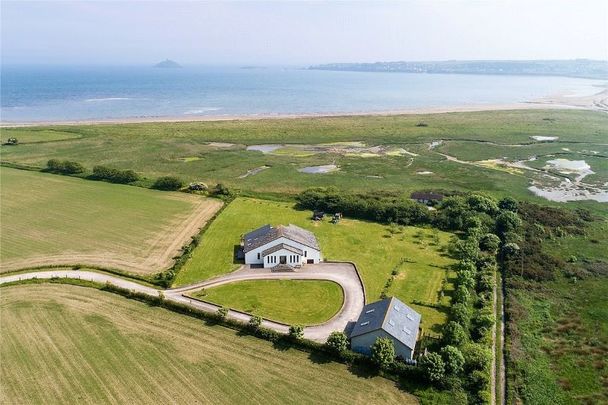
[{"left": 1, "top": 91, "right": 606, "bottom": 127}]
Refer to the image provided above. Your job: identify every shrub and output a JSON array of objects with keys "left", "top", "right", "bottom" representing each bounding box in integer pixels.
[
  {"left": 152, "top": 176, "right": 184, "bottom": 191},
  {"left": 325, "top": 331, "right": 349, "bottom": 353},
  {"left": 91, "top": 165, "right": 139, "bottom": 184},
  {"left": 288, "top": 325, "right": 304, "bottom": 340},
  {"left": 457, "top": 269, "right": 476, "bottom": 289},
  {"left": 462, "top": 343, "right": 492, "bottom": 373},
  {"left": 216, "top": 306, "right": 229, "bottom": 320},
  {"left": 440, "top": 345, "right": 465, "bottom": 375},
  {"left": 6, "top": 137, "right": 18, "bottom": 145},
  {"left": 442, "top": 321, "right": 467, "bottom": 347},
  {"left": 466, "top": 194, "right": 498, "bottom": 215},
  {"left": 450, "top": 237, "right": 480, "bottom": 261},
  {"left": 498, "top": 196, "right": 519, "bottom": 212},
  {"left": 248, "top": 315, "right": 262, "bottom": 330},
  {"left": 453, "top": 285, "right": 471, "bottom": 305},
  {"left": 450, "top": 303, "right": 471, "bottom": 327},
  {"left": 212, "top": 183, "right": 233, "bottom": 197},
  {"left": 479, "top": 233, "right": 501, "bottom": 253},
  {"left": 46, "top": 159, "right": 85, "bottom": 174},
  {"left": 495, "top": 211, "right": 522, "bottom": 236},
  {"left": 371, "top": 337, "right": 395, "bottom": 368},
  {"left": 419, "top": 352, "right": 446, "bottom": 383}
]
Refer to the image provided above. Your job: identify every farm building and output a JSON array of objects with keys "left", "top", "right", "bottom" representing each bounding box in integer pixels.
[
  {"left": 410, "top": 191, "right": 444, "bottom": 205},
  {"left": 350, "top": 297, "right": 421, "bottom": 360},
  {"left": 242, "top": 224, "right": 322, "bottom": 269}
]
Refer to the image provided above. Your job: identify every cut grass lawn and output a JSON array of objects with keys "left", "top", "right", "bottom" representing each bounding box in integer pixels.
[
  {"left": 190, "top": 280, "right": 344, "bottom": 325},
  {"left": 0, "top": 168, "right": 222, "bottom": 274},
  {"left": 176, "top": 197, "right": 455, "bottom": 332},
  {"left": 0, "top": 284, "right": 419, "bottom": 404}
]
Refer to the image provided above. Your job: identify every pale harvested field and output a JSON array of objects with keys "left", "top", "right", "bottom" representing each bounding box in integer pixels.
[
  {"left": 0, "top": 284, "right": 418, "bottom": 404},
  {"left": 0, "top": 168, "right": 222, "bottom": 274}
]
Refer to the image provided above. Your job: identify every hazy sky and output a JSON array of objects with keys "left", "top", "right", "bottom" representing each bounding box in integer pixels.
[{"left": 2, "top": 0, "right": 607, "bottom": 65}]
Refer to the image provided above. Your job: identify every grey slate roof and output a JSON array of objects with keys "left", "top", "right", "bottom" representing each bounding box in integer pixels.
[
  {"left": 350, "top": 297, "right": 421, "bottom": 350},
  {"left": 243, "top": 224, "right": 320, "bottom": 253},
  {"left": 261, "top": 243, "right": 303, "bottom": 257}
]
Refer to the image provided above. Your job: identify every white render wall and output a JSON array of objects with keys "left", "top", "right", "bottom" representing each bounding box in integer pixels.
[
  {"left": 244, "top": 236, "right": 322, "bottom": 267},
  {"left": 351, "top": 329, "right": 414, "bottom": 360}
]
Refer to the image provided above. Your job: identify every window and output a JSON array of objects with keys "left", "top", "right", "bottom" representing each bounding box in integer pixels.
[
  {"left": 304, "top": 251, "right": 307, "bottom": 257},
  {"left": 257, "top": 252, "right": 260, "bottom": 260}
]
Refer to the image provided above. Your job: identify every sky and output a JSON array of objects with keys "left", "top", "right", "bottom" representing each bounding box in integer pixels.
[{"left": 2, "top": 0, "right": 607, "bottom": 65}]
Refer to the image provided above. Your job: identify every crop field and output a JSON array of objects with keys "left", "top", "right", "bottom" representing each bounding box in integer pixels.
[
  {"left": 0, "top": 284, "right": 419, "bottom": 404},
  {"left": 2, "top": 110, "right": 607, "bottom": 207},
  {"left": 0, "top": 168, "right": 222, "bottom": 274},
  {"left": 176, "top": 197, "right": 455, "bottom": 332},
  {"left": 191, "top": 280, "right": 344, "bottom": 325}
]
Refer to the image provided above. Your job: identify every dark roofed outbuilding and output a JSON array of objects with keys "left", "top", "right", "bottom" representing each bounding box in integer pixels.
[{"left": 350, "top": 297, "right": 421, "bottom": 360}]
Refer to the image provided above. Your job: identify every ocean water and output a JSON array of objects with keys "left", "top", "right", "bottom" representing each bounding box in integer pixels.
[{"left": 0, "top": 65, "right": 602, "bottom": 122}]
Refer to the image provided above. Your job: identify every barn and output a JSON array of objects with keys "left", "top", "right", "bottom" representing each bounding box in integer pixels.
[
  {"left": 350, "top": 297, "right": 421, "bottom": 360},
  {"left": 242, "top": 224, "right": 322, "bottom": 269}
]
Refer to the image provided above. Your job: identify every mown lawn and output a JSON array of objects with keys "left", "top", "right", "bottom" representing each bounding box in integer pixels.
[
  {"left": 190, "top": 280, "right": 344, "bottom": 325},
  {"left": 0, "top": 167, "right": 222, "bottom": 274},
  {"left": 0, "top": 284, "right": 420, "bottom": 404},
  {"left": 176, "top": 197, "right": 455, "bottom": 331}
]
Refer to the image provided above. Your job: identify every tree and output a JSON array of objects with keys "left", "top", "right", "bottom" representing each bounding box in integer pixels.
[
  {"left": 248, "top": 315, "right": 262, "bottom": 330},
  {"left": 450, "top": 302, "right": 471, "bottom": 327},
  {"left": 289, "top": 325, "right": 304, "bottom": 340},
  {"left": 152, "top": 176, "right": 183, "bottom": 191},
  {"left": 212, "top": 183, "right": 232, "bottom": 196},
  {"left": 466, "top": 194, "right": 498, "bottom": 215},
  {"left": 495, "top": 211, "right": 522, "bottom": 236},
  {"left": 325, "top": 331, "right": 349, "bottom": 353},
  {"left": 457, "top": 269, "right": 476, "bottom": 289},
  {"left": 440, "top": 345, "right": 465, "bottom": 375},
  {"left": 479, "top": 233, "right": 501, "bottom": 253},
  {"left": 462, "top": 343, "right": 492, "bottom": 373},
  {"left": 419, "top": 352, "right": 445, "bottom": 383},
  {"left": 216, "top": 306, "right": 228, "bottom": 320},
  {"left": 453, "top": 285, "right": 471, "bottom": 305},
  {"left": 501, "top": 242, "right": 520, "bottom": 259},
  {"left": 450, "top": 237, "right": 480, "bottom": 261},
  {"left": 371, "top": 337, "right": 395, "bottom": 368},
  {"left": 61, "top": 160, "right": 85, "bottom": 174},
  {"left": 442, "top": 321, "right": 467, "bottom": 347},
  {"left": 6, "top": 137, "right": 18, "bottom": 145},
  {"left": 498, "top": 196, "right": 519, "bottom": 212}
]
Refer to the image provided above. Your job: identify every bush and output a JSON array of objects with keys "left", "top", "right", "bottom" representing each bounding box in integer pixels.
[
  {"left": 495, "top": 211, "right": 522, "bottom": 236},
  {"left": 371, "top": 337, "right": 395, "bottom": 368},
  {"left": 248, "top": 315, "right": 262, "bottom": 330},
  {"left": 288, "top": 325, "right": 304, "bottom": 340},
  {"left": 442, "top": 321, "right": 467, "bottom": 347},
  {"left": 440, "top": 345, "right": 465, "bottom": 375},
  {"left": 419, "top": 352, "right": 445, "bottom": 383},
  {"left": 450, "top": 237, "right": 480, "bottom": 261},
  {"left": 325, "top": 331, "right": 349, "bottom": 353},
  {"left": 479, "top": 233, "right": 501, "bottom": 253},
  {"left": 91, "top": 165, "right": 139, "bottom": 184},
  {"left": 212, "top": 183, "right": 233, "bottom": 197},
  {"left": 216, "top": 306, "right": 229, "bottom": 320},
  {"left": 450, "top": 303, "right": 471, "bottom": 327},
  {"left": 152, "top": 176, "right": 184, "bottom": 191},
  {"left": 498, "top": 196, "right": 519, "bottom": 212},
  {"left": 462, "top": 343, "right": 492, "bottom": 373},
  {"left": 46, "top": 159, "right": 85, "bottom": 174},
  {"left": 453, "top": 285, "right": 471, "bottom": 305}
]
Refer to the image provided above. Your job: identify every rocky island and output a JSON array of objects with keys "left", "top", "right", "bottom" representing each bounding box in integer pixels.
[{"left": 154, "top": 59, "right": 182, "bottom": 68}]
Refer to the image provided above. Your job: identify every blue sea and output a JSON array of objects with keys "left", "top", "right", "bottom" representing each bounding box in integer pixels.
[{"left": 0, "top": 65, "right": 602, "bottom": 122}]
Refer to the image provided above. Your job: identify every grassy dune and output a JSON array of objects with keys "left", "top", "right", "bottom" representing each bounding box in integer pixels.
[
  {"left": 0, "top": 284, "right": 418, "bottom": 404},
  {"left": 192, "top": 280, "right": 344, "bottom": 325},
  {"left": 177, "top": 198, "right": 455, "bottom": 332},
  {"left": 0, "top": 168, "right": 222, "bottom": 274},
  {"left": 2, "top": 110, "right": 606, "bottom": 204}
]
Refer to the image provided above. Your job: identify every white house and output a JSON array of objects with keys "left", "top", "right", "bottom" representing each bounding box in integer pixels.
[
  {"left": 242, "top": 224, "right": 322, "bottom": 269},
  {"left": 350, "top": 297, "right": 421, "bottom": 360}
]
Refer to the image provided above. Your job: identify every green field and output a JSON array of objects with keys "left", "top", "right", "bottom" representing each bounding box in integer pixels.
[
  {"left": 0, "top": 167, "right": 222, "bottom": 274},
  {"left": 176, "top": 197, "right": 455, "bottom": 332},
  {"left": 0, "top": 284, "right": 419, "bottom": 404},
  {"left": 2, "top": 110, "right": 606, "bottom": 207},
  {"left": 191, "top": 280, "right": 344, "bottom": 325}
]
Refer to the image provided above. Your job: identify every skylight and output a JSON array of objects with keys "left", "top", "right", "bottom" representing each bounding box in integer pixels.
[
  {"left": 406, "top": 314, "right": 414, "bottom": 321},
  {"left": 365, "top": 309, "right": 375, "bottom": 314},
  {"left": 403, "top": 327, "right": 412, "bottom": 335},
  {"left": 394, "top": 305, "right": 400, "bottom": 312},
  {"left": 361, "top": 321, "right": 370, "bottom": 326},
  {"left": 388, "top": 319, "right": 395, "bottom": 326}
]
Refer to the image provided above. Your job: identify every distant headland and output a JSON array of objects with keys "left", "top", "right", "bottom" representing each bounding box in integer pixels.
[
  {"left": 309, "top": 59, "right": 608, "bottom": 80},
  {"left": 154, "top": 59, "right": 182, "bottom": 68}
]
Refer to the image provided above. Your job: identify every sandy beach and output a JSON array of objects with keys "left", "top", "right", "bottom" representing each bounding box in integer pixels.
[{"left": 2, "top": 88, "right": 606, "bottom": 128}]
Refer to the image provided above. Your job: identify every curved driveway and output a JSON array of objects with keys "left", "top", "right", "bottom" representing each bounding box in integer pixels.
[{"left": 0, "top": 262, "right": 365, "bottom": 342}]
